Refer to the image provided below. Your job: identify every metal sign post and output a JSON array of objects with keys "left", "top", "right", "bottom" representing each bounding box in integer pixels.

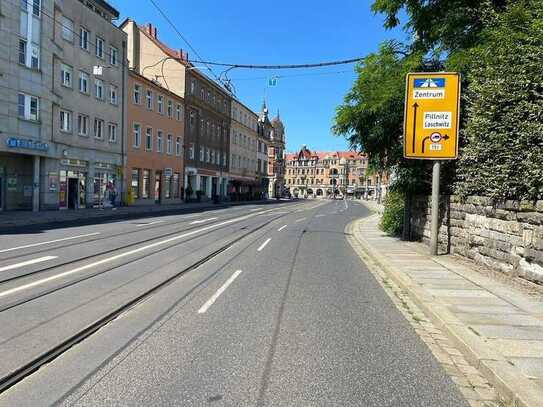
[{"left": 403, "top": 72, "right": 461, "bottom": 255}]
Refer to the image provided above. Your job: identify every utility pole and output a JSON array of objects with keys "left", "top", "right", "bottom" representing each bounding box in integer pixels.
[{"left": 429, "top": 161, "right": 441, "bottom": 255}]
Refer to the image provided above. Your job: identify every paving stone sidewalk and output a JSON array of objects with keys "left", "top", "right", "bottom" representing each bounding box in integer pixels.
[{"left": 351, "top": 214, "right": 543, "bottom": 407}]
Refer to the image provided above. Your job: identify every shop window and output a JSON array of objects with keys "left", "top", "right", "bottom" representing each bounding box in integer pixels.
[
  {"left": 172, "top": 173, "right": 180, "bottom": 198},
  {"left": 164, "top": 174, "right": 171, "bottom": 199},
  {"left": 142, "top": 169, "right": 150, "bottom": 198},
  {"left": 131, "top": 169, "right": 140, "bottom": 199}
]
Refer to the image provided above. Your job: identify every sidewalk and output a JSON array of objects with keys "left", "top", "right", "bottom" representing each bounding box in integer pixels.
[
  {"left": 0, "top": 200, "right": 275, "bottom": 230},
  {"left": 349, "top": 213, "right": 543, "bottom": 407}
]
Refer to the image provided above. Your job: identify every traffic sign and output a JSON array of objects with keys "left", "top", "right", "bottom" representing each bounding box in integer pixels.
[{"left": 403, "top": 72, "right": 461, "bottom": 160}]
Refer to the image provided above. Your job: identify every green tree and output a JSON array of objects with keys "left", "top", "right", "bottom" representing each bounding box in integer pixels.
[{"left": 371, "top": 0, "right": 506, "bottom": 54}]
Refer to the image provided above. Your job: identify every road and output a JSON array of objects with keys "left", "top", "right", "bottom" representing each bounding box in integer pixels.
[{"left": 0, "top": 200, "right": 469, "bottom": 406}]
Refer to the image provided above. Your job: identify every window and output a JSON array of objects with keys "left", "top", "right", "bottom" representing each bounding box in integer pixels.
[
  {"left": 110, "top": 85, "right": 118, "bottom": 105},
  {"left": 95, "top": 79, "right": 104, "bottom": 100},
  {"left": 172, "top": 173, "right": 180, "bottom": 198},
  {"left": 94, "top": 118, "right": 104, "bottom": 139},
  {"left": 110, "top": 46, "right": 118, "bottom": 66},
  {"left": 167, "top": 100, "right": 173, "bottom": 117},
  {"left": 61, "top": 16, "right": 73, "bottom": 41},
  {"left": 200, "top": 88, "right": 205, "bottom": 99},
  {"left": 18, "top": 39, "right": 26, "bottom": 65},
  {"left": 108, "top": 123, "right": 117, "bottom": 143},
  {"left": 77, "top": 114, "right": 89, "bottom": 136},
  {"left": 175, "top": 137, "right": 182, "bottom": 156},
  {"left": 157, "top": 130, "right": 163, "bottom": 153},
  {"left": 199, "top": 146, "right": 204, "bottom": 162},
  {"left": 190, "top": 80, "right": 196, "bottom": 94},
  {"left": 131, "top": 169, "right": 140, "bottom": 199},
  {"left": 133, "top": 123, "right": 141, "bottom": 147},
  {"left": 79, "top": 71, "right": 89, "bottom": 93},
  {"left": 61, "top": 64, "right": 72, "bottom": 87},
  {"left": 145, "top": 127, "right": 152, "bottom": 150},
  {"left": 79, "top": 27, "right": 89, "bottom": 51},
  {"left": 133, "top": 84, "right": 141, "bottom": 104},
  {"left": 188, "top": 143, "right": 195, "bottom": 159},
  {"left": 176, "top": 104, "right": 182, "bottom": 121},
  {"left": 189, "top": 111, "right": 195, "bottom": 128},
  {"left": 142, "top": 169, "right": 150, "bottom": 198},
  {"left": 17, "top": 93, "right": 39, "bottom": 121},
  {"left": 206, "top": 148, "right": 210, "bottom": 163},
  {"left": 95, "top": 37, "right": 104, "bottom": 58},
  {"left": 157, "top": 95, "right": 164, "bottom": 114},
  {"left": 59, "top": 109, "right": 72, "bottom": 132},
  {"left": 146, "top": 90, "right": 153, "bottom": 110},
  {"left": 31, "top": 0, "right": 40, "bottom": 17},
  {"left": 167, "top": 134, "right": 173, "bottom": 155}
]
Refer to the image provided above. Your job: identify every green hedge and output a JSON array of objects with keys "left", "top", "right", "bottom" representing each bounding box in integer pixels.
[
  {"left": 454, "top": 1, "right": 543, "bottom": 201},
  {"left": 380, "top": 191, "right": 404, "bottom": 236}
]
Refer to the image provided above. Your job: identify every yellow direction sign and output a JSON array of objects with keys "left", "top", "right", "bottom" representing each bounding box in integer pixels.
[{"left": 403, "top": 72, "right": 461, "bottom": 159}]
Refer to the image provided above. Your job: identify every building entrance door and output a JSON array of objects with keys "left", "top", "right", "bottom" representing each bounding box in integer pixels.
[
  {"left": 68, "top": 178, "right": 78, "bottom": 209},
  {"left": 154, "top": 171, "right": 162, "bottom": 204}
]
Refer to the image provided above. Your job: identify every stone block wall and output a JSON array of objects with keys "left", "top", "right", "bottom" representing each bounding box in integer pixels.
[{"left": 409, "top": 195, "right": 543, "bottom": 283}]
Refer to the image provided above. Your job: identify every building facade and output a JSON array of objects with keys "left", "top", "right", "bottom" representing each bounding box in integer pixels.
[
  {"left": 121, "top": 20, "right": 231, "bottom": 201},
  {"left": 285, "top": 145, "right": 388, "bottom": 199},
  {"left": 256, "top": 101, "right": 271, "bottom": 197},
  {"left": 268, "top": 112, "right": 286, "bottom": 198},
  {"left": 0, "top": 0, "right": 125, "bottom": 211},
  {"left": 229, "top": 99, "right": 258, "bottom": 200},
  {"left": 52, "top": 0, "right": 126, "bottom": 209},
  {"left": 126, "top": 70, "right": 184, "bottom": 205}
]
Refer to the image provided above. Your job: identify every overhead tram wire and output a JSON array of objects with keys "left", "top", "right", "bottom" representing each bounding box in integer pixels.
[{"left": 147, "top": 0, "right": 222, "bottom": 84}]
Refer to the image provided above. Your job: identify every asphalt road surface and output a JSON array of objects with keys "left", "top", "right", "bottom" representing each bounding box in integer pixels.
[{"left": 0, "top": 200, "right": 469, "bottom": 406}]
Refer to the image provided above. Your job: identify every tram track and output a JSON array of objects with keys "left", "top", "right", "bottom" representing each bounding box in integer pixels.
[
  {"left": 0, "top": 203, "right": 307, "bottom": 394},
  {"left": 0, "top": 203, "right": 300, "bottom": 286}
]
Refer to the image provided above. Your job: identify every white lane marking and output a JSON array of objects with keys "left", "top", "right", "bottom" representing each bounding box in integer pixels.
[
  {"left": 0, "top": 209, "right": 276, "bottom": 299},
  {"left": 277, "top": 225, "right": 287, "bottom": 232},
  {"left": 316, "top": 214, "right": 326, "bottom": 218},
  {"left": 344, "top": 199, "right": 348, "bottom": 210},
  {"left": 135, "top": 220, "right": 164, "bottom": 227},
  {"left": 257, "top": 238, "right": 272, "bottom": 252},
  {"left": 198, "top": 270, "right": 243, "bottom": 314},
  {"left": 190, "top": 217, "right": 218, "bottom": 225},
  {"left": 0, "top": 256, "right": 58, "bottom": 272},
  {"left": 295, "top": 217, "right": 306, "bottom": 223},
  {"left": 0, "top": 233, "right": 100, "bottom": 254}
]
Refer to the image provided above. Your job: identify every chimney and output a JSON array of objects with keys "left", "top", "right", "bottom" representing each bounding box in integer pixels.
[{"left": 146, "top": 23, "right": 157, "bottom": 39}]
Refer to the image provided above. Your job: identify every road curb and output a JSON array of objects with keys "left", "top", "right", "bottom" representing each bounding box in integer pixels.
[{"left": 347, "top": 215, "right": 543, "bottom": 407}]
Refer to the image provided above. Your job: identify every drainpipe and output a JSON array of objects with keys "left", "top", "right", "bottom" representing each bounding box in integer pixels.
[{"left": 120, "top": 40, "right": 127, "bottom": 206}]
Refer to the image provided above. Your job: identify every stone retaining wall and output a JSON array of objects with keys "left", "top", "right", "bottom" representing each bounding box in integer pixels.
[{"left": 409, "top": 195, "right": 543, "bottom": 283}]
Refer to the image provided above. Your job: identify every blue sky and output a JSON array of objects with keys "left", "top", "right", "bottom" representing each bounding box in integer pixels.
[{"left": 110, "top": 0, "right": 405, "bottom": 153}]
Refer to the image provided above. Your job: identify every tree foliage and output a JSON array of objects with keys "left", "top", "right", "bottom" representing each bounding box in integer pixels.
[
  {"left": 371, "top": 0, "right": 506, "bottom": 54},
  {"left": 454, "top": 1, "right": 543, "bottom": 200}
]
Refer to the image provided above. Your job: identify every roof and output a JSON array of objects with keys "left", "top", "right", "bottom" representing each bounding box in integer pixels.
[
  {"left": 286, "top": 149, "right": 366, "bottom": 162},
  {"left": 95, "top": 0, "right": 120, "bottom": 18},
  {"left": 128, "top": 69, "right": 184, "bottom": 102}
]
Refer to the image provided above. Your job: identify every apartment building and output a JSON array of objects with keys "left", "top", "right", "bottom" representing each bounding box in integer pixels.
[
  {"left": 268, "top": 112, "right": 286, "bottom": 198},
  {"left": 126, "top": 70, "right": 184, "bottom": 205},
  {"left": 121, "top": 20, "right": 231, "bottom": 201},
  {"left": 0, "top": 0, "right": 125, "bottom": 211},
  {"left": 52, "top": 0, "right": 126, "bottom": 209},
  {"left": 229, "top": 99, "right": 258, "bottom": 200},
  {"left": 285, "top": 145, "right": 387, "bottom": 199},
  {"left": 0, "top": 0, "right": 55, "bottom": 211}
]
